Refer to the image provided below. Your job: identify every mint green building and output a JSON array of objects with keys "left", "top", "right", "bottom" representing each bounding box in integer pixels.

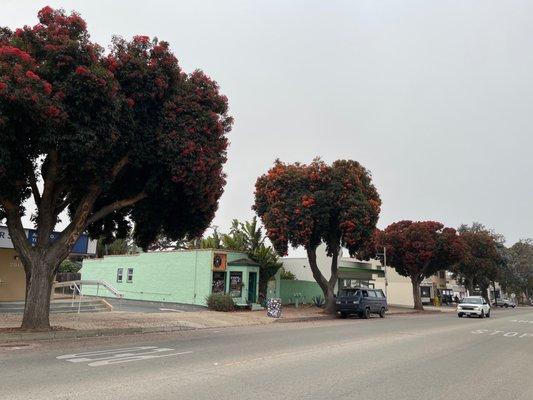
[{"left": 80, "top": 249, "right": 260, "bottom": 307}]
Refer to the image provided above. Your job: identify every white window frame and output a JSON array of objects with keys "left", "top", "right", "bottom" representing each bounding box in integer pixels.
[
  {"left": 116, "top": 268, "right": 123, "bottom": 283},
  {"left": 126, "top": 268, "right": 133, "bottom": 283}
]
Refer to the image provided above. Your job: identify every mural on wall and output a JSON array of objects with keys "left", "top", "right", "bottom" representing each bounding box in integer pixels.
[{"left": 212, "top": 253, "right": 227, "bottom": 271}]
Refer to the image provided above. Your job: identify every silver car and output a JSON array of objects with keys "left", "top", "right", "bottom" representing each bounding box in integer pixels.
[{"left": 493, "top": 298, "right": 516, "bottom": 308}]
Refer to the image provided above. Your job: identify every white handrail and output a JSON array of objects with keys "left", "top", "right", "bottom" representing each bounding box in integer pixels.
[
  {"left": 54, "top": 279, "right": 123, "bottom": 299},
  {"left": 67, "top": 282, "right": 82, "bottom": 313}
]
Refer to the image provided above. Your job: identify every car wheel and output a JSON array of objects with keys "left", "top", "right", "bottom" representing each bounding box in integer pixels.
[
  {"left": 504, "top": 304, "right": 508, "bottom": 308},
  {"left": 479, "top": 310, "right": 485, "bottom": 318},
  {"left": 458, "top": 313, "right": 463, "bottom": 318},
  {"left": 363, "top": 307, "right": 370, "bottom": 319},
  {"left": 339, "top": 312, "right": 347, "bottom": 319},
  {"left": 379, "top": 307, "right": 386, "bottom": 318}
]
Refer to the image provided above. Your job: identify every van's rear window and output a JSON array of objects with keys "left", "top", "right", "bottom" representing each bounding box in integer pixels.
[{"left": 339, "top": 289, "right": 361, "bottom": 297}]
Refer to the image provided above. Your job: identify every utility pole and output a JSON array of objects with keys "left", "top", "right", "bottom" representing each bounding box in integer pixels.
[{"left": 376, "top": 247, "right": 388, "bottom": 297}]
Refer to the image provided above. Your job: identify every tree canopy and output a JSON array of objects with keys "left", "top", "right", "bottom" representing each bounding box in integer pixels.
[
  {"left": 452, "top": 224, "right": 504, "bottom": 297},
  {"left": 254, "top": 159, "right": 381, "bottom": 257}
]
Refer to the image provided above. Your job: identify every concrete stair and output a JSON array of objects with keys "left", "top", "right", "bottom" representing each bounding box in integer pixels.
[
  {"left": 0, "top": 299, "right": 110, "bottom": 314},
  {"left": 251, "top": 303, "right": 265, "bottom": 311}
]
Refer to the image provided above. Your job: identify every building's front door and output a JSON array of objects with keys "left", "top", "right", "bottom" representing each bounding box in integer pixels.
[{"left": 248, "top": 272, "right": 257, "bottom": 303}]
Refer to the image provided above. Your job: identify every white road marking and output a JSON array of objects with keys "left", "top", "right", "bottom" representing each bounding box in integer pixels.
[
  {"left": 57, "top": 346, "right": 193, "bottom": 367},
  {"left": 88, "top": 351, "right": 193, "bottom": 367},
  {"left": 509, "top": 319, "right": 533, "bottom": 324},
  {"left": 158, "top": 308, "right": 184, "bottom": 313},
  {"left": 471, "top": 329, "right": 533, "bottom": 338}
]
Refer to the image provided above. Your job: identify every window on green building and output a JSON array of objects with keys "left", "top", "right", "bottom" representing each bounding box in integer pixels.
[
  {"left": 117, "top": 268, "right": 123, "bottom": 283},
  {"left": 212, "top": 272, "right": 226, "bottom": 293},
  {"left": 229, "top": 271, "right": 243, "bottom": 298},
  {"left": 127, "top": 268, "right": 133, "bottom": 283}
]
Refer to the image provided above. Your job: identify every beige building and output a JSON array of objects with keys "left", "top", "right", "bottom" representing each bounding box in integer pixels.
[
  {"left": 0, "top": 225, "right": 97, "bottom": 302},
  {"left": 0, "top": 248, "right": 26, "bottom": 301},
  {"left": 374, "top": 267, "right": 415, "bottom": 307}
]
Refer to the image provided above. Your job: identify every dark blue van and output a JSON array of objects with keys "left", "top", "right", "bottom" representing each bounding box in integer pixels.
[{"left": 335, "top": 288, "right": 388, "bottom": 319}]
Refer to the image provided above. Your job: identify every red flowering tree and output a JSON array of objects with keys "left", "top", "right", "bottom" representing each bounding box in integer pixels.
[
  {"left": 453, "top": 223, "right": 505, "bottom": 302},
  {"left": 0, "top": 7, "right": 232, "bottom": 330},
  {"left": 254, "top": 159, "right": 381, "bottom": 313},
  {"left": 360, "top": 221, "right": 466, "bottom": 310}
]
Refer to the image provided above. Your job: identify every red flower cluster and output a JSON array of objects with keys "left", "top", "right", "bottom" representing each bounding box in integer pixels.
[
  {"left": 0, "top": 46, "right": 34, "bottom": 64},
  {"left": 106, "top": 56, "right": 118, "bottom": 73},
  {"left": 25, "top": 71, "right": 40, "bottom": 81},
  {"left": 45, "top": 105, "right": 62, "bottom": 118},
  {"left": 133, "top": 35, "right": 150, "bottom": 44},
  {"left": 301, "top": 195, "right": 315, "bottom": 208},
  {"left": 75, "top": 66, "right": 88, "bottom": 75},
  {"left": 42, "top": 81, "right": 52, "bottom": 94},
  {"left": 0, "top": 82, "right": 7, "bottom": 92}
]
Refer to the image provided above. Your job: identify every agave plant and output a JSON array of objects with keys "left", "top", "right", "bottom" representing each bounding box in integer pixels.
[{"left": 312, "top": 295, "right": 325, "bottom": 308}]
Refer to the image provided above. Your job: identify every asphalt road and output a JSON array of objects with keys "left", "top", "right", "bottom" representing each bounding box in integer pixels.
[{"left": 1, "top": 307, "right": 532, "bottom": 400}]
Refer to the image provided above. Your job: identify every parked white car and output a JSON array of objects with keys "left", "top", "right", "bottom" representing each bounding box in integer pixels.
[{"left": 457, "top": 296, "right": 491, "bottom": 318}]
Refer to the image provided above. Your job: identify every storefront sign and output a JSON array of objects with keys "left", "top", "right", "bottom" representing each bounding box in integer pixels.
[
  {"left": 26, "top": 229, "right": 90, "bottom": 254},
  {"left": 0, "top": 225, "right": 94, "bottom": 254},
  {"left": 0, "top": 226, "right": 13, "bottom": 249}
]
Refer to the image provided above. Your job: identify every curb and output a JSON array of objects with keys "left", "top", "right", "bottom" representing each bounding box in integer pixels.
[
  {"left": 391, "top": 310, "right": 441, "bottom": 315},
  {"left": 275, "top": 315, "right": 333, "bottom": 323},
  {"left": 0, "top": 325, "right": 196, "bottom": 343}
]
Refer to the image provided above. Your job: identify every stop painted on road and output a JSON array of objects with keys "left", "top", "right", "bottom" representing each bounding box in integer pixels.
[{"left": 471, "top": 329, "right": 533, "bottom": 338}]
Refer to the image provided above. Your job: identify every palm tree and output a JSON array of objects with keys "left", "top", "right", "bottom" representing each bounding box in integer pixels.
[{"left": 240, "top": 217, "right": 264, "bottom": 252}]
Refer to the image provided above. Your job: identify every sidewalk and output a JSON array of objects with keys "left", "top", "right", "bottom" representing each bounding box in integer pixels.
[{"left": 0, "top": 304, "right": 421, "bottom": 342}]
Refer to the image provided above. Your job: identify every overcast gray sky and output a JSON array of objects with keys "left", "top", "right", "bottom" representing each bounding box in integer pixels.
[{"left": 2, "top": 1, "right": 532, "bottom": 251}]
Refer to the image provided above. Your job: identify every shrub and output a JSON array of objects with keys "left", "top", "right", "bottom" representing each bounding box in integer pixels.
[
  {"left": 312, "top": 295, "right": 325, "bottom": 308},
  {"left": 206, "top": 293, "right": 235, "bottom": 312},
  {"left": 58, "top": 259, "right": 81, "bottom": 273},
  {"left": 280, "top": 267, "right": 296, "bottom": 280}
]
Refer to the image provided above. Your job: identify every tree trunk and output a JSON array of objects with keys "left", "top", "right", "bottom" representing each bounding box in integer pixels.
[
  {"left": 306, "top": 247, "right": 336, "bottom": 314},
  {"left": 323, "top": 285, "right": 336, "bottom": 314},
  {"left": 21, "top": 259, "right": 55, "bottom": 331},
  {"left": 411, "top": 277, "right": 424, "bottom": 311},
  {"left": 480, "top": 284, "right": 489, "bottom": 304},
  {"left": 466, "top": 277, "right": 474, "bottom": 296},
  {"left": 492, "top": 281, "right": 498, "bottom": 307}
]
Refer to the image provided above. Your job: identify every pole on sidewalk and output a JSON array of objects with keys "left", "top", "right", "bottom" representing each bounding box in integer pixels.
[{"left": 383, "top": 246, "right": 388, "bottom": 297}]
